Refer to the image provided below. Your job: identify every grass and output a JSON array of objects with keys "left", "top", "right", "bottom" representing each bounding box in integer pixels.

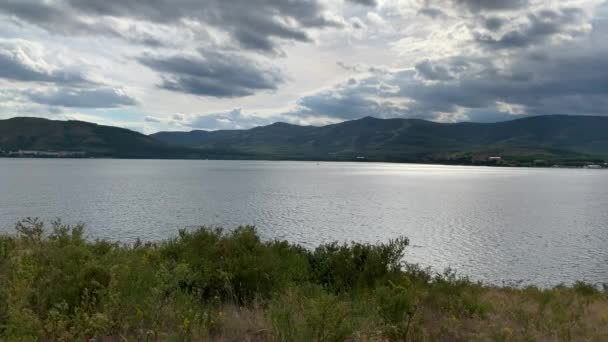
[{"left": 0, "top": 218, "right": 607, "bottom": 341}]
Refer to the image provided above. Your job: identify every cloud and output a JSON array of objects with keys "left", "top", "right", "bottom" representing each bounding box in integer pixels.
[
  {"left": 337, "top": 61, "right": 390, "bottom": 74},
  {"left": 153, "top": 108, "right": 279, "bottom": 130},
  {"left": 144, "top": 116, "right": 163, "bottom": 123},
  {"left": 418, "top": 8, "right": 445, "bottom": 18},
  {"left": 405, "top": 46, "right": 608, "bottom": 118},
  {"left": 0, "top": 2, "right": 161, "bottom": 45},
  {"left": 172, "top": 114, "right": 185, "bottom": 121},
  {"left": 474, "top": 8, "right": 588, "bottom": 50},
  {"left": 0, "top": 39, "right": 139, "bottom": 110},
  {"left": 0, "top": 39, "right": 90, "bottom": 85},
  {"left": 295, "top": 91, "right": 405, "bottom": 120},
  {"left": 138, "top": 50, "right": 284, "bottom": 97},
  {"left": 346, "top": 0, "right": 378, "bottom": 7},
  {"left": 483, "top": 17, "right": 506, "bottom": 31},
  {"left": 415, "top": 60, "right": 455, "bottom": 81},
  {"left": 0, "top": 0, "right": 340, "bottom": 53},
  {"left": 186, "top": 109, "right": 268, "bottom": 130},
  {"left": 350, "top": 17, "right": 367, "bottom": 30},
  {"left": 27, "top": 87, "right": 137, "bottom": 108},
  {"left": 452, "top": 0, "right": 529, "bottom": 12},
  {"left": 366, "top": 12, "right": 385, "bottom": 26},
  {"left": 286, "top": 10, "right": 608, "bottom": 124},
  {"left": 288, "top": 77, "right": 406, "bottom": 121}
]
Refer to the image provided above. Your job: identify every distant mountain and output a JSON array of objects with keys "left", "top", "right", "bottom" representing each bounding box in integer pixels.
[
  {"left": 0, "top": 117, "right": 202, "bottom": 158},
  {"left": 152, "top": 115, "right": 608, "bottom": 163},
  {"left": 2, "top": 115, "right": 607, "bottom": 163}
]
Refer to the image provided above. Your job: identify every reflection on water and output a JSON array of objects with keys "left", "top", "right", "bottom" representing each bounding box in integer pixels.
[{"left": 1, "top": 159, "right": 607, "bottom": 286}]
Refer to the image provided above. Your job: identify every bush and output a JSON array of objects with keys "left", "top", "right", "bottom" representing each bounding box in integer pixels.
[
  {"left": 1, "top": 219, "right": 606, "bottom": 341},
  {"left": 160, "top": 226, "right": 311, "bottom": 304},
  {"left": 375, "top": 281, "right": 418, "bottom": 341},
  {"left": 270, "top": 285, "right": 353, "bottom": 342},
  {"left": 308, "top": 237, "right": 409, "bottom": 293}
]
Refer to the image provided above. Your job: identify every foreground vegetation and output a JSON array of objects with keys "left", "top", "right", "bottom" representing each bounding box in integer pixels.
[{"left": 1, "top": 219, "right": 607, "bottom": 341}]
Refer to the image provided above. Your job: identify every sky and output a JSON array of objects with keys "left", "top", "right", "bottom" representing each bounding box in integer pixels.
[{"left": 1, "top": 0, "right": 607, "bottom": 133}]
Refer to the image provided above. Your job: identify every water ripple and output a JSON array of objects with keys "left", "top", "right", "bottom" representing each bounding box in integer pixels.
[{"left": 1, "top": 159, "right": 607, "bottom": 287}]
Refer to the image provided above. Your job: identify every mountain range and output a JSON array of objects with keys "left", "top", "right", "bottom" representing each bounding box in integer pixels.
[
  {"left": 152, "top": 115, "right": 608, "bottom": 163},
  {"left": 2, "top": 115, "right": 608, "bottom": 164}
]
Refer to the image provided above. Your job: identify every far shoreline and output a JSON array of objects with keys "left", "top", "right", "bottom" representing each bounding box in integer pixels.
[{"left": 1, "top": 155, "right": 607, "bottom": 169}]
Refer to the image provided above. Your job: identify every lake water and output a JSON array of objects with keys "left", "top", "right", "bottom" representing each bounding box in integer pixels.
[{"left": 1, "top": 159, "right": 607, "bottom": 287}]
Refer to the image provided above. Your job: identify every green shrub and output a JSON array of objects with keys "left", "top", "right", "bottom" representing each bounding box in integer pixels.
[
  {"left": 308, "top": 237, "right": 409, "bottom": 293},
  {"left": 573, "top": 281, "right": 599, "bottom": 297},
  {"left": 1, "top": 219, "right": 606, "bottom": 341},
  {"left": 270, "top": 285, "right": 353, "bottom": 342},
  {"left": 159, "top": 225, "right": 311, "bottom": 304},
  {"left": 426, "top": 268, "right": 489, "bottom": 318},
  {"left": 375, "top": 281, "right": 418, "bottom": 341}
]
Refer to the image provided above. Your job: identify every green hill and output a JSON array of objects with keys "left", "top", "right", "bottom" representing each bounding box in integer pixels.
[
  {"left": 2, "top": 115, "right": 608, "bottom": 163},
  {"left": 151, "top": 115, "right": 608, "bottom": 163},
  {"left": 0, "top": 117, "right": 200, "bottom": 158}
]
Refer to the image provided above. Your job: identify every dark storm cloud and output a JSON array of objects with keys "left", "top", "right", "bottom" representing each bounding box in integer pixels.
[
  {"left": 475, "top": 8, "right": 586, "bottom": 49},
  {"left": 377, "top": 42, "right": 608, "bottom": 118},
  {"left": 0, "top": 1, "right": 178, "bottom": 47},
  {"left": 27, "top": 87, "right": 137, "bottom": 108},
  {"left": 346, "top": 0, "right": 378, "bottom": 7},
  {"left": 0, "top": 0, "right": 338, "bottom": 52},
  {"left": 0, "top": 1, "right": 71, "bottom": 31},
  {"left": 483, "top": 17, "right": 505, "bottom": 31},
  {"left": 294, "top": 32, "right": 608, "bottom": 122},
  {"left": 0, "top": 42, "right": 90, "bottom": 85},
  {"left": 138, "top": 50, "right": 284, "bottom": 98},
  {"left": 418, "top": 7, "right": 445, "bottom": 19},
  {"left": 453, "top": 0, "right": 529, "bottom": 12},
  {"left": 0, "top": 1, "right": 116, "bottom": 38},
  {"left": 409, "top": 46, "right": 608, "bottom": 117}
]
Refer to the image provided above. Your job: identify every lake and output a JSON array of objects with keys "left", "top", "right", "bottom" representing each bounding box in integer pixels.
[{"left": 1, "top": 158, "right": 607, "bottom": 287}]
